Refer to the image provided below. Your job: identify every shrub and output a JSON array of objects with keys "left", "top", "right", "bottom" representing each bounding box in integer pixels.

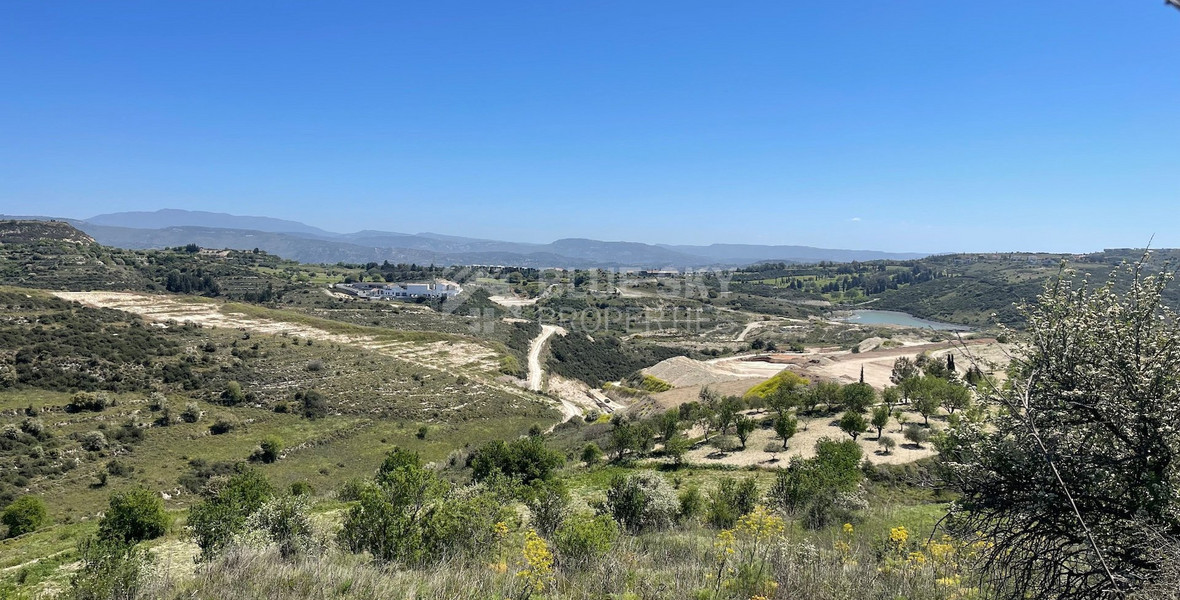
[
  {"left": 105, "top": 459, "right": 133, "bottom": 477},
  {"left": 209, "top": 415, "right": 237, "bottom": 435},
  {"left": 242, "top": 495, "right": 315, "bottom": 559},
  {"left": 710, "top": 435, "right": 740, "bottom": 454},
  {"left": 2, "top": 495, "right": 48, "bottom": 537},
  {"left": 525, "top": 480, "right": 569, "bottom": 537},
  {"left": 180, "top": 402, "right": 201, "bottom": 423},
  {"left": 554, "top": 513, "right": 618, "bottom": 564},
  {"left": 220, "top": 381, "right": 246, "bottom": 406},
  {"left": 581, "top": 442, "right": 603, "bottom": 465},
  {"left": 80, "top": 431, "right": 107, "bottom": 452},
  {"left": 252, "top": 436, "right": 282, "bottom": 464},
  {"left": 68, "top": 391, "right": 111, "bottom": 412},
  {"left": 69, "top": 536, "right": 151, "bottom": 600},
  {"left": 416, "top": 426, "right": 428, "bottom": 440},
  {"left": 338, "top": 447, "right": 510, "bottom": 566},
  {"left": 707, "top": 477, "right": 759, "bottom": 529},
  {"left": 296, "top": 389, "right": 328, "bottom": 420},
  {"left": 98, "top": 487, "right": 172, "bottom": 544},
  {"left": 678, "top": 485, "right": 705, "bottom": 522},
  {"left": 188, "top": 467, "right": 275, "bottom": 560},
  {"left": 471, "top": 436, "right": 564, "bottom": 484},
  {"left": 769, "top": 438, "right": 863, "bottom": 528},
  {"left": 289, "top": 481, "right": 314, "bottom": 497},
  {"left": 336, "top": 478, "right": 370, "bottom": 502},
  {"left": 604, "top": 472, "right": 678, "bottom": 533},
  {"left": 305, "top": 359, "right": 323, "bottom": 372}
]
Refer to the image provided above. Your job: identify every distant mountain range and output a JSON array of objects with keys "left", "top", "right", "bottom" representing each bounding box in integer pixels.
[{"left": 2, "top": 209, "right": 928, "bottom": 268}]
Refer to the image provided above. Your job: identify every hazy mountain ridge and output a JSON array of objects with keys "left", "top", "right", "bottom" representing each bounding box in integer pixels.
[{"left": 2, "top": 210, "right": 929, "bottom": 268}]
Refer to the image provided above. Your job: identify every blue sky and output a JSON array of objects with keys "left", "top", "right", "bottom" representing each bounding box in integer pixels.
[{"left": 2, "top": 2, "right": 1178, "bottom": 252}]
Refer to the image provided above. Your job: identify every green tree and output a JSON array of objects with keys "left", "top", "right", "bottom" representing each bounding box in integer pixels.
[
  {"left": 941, "top": 382, "right": 972, "bottom": 414},
  {"left": 774, "top": 414, "right": 798, "bottom": 449},
  {"left": 813, "top": 381, "right": 843, "bottom": 412},
  {"left": 838, "top": 410, "right": 868, "bottom": 441},
  {"left": 881, "top": 385, "right": 902, "bottom": 409},
  {"left": 904, "top": 423, "right": 930, "bottom": 448},
  {"left": 841, "top": 382, "right": 876, "bottom": 413},
  {"left": 912, "top": 377, "right": 943, "bottom": 426},
  {"left": 656, "top": 408, "right": 681, "bottom": 442},
  {"left": 716, "top": 396, "right": 744, "bottom": 435},
  {"left": 2, "top": 495, "right": 48, "bottom": 537},
  {"left": 734, "top": 415, "right": 756, "bottom": 449},
  {"left": 663, "top": 434, "right": 690, "bottom": 467},
  {"left": 870, "top": 405, "right": 891, "bottom": 439},
  {"left": 890, "top": 356, "right": 918, "bottom": 386},
  {"left": 98, "top": 487, "right": 172, "bottom": 544}
]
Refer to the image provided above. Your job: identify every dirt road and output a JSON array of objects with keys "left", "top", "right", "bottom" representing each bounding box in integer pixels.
[{"left": 527, "top": 324, "right": 565, "bottom": 391}]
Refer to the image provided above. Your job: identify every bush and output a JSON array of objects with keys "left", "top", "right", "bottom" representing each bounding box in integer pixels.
[
  {"left": 678, "top": 485, "right": 705, "bottom": 522},
  {"left": 296, "top": 389, "right": 328, "bottom": 420},
  {"left": 209, "top": 415, "right": 237, "bottom": 435},
  {"left": 554, "top": 513, "right": 618, "bottom": 565},
  {"left": 337, "top": 478, "right": 370, "bottom": 502},
  {"left": 180, "top": 402, "right": 201, "bottom": 423},
  {"left": 69, "top": 536, "right": 151, "bottom": 600},
  {"left": 471, "top": 436, "right": 564, "bottom": 484},
  {"left": 525, "top": 480, "right": 570, "bottom": 537},
  {"left": 220, "top": 381, "right": 246, "bottom": 406},
  {"left": 604, "top": 472, "right": 678, "bottom": 533},
  {"left": 98, "top": 487, "right": 172, "bottom": 544},
  {"left": 338, "top": 447, "right": 510, "bottom": 566},
  {"left": 68, "top": 392, "right": 111, "bottom": 412},
  {"left": 707, "top": 477, "right": 759, "bottom": 529},
  {"left": 105, "top": 459, "right": 133, "bottom": 477},
  {"left": 241, "top": 495, "right": 315, "bottom": 559},
  {"left": 252, "top": 436, "right": 282, "bottom": 463},
  {"left": 80, "top": 431, "right": 107, "bottom": 452},
  {"left": 289, "top": 481, "right": 314, "bottom": 497},
  {"left": 188, "top": 468, "right": 275, "bottom": 560},
  {"left": 769, "top": 438, "right": 863, "bottom": 528},
  {"left": 581, "top": 442, "right": 603, "bottom": 465},
  {"left": 2, "top": 495, "right": 48, "bottom": 537},
  {"left": 710, "top": 435, "right": 740, "bottom": 454}
]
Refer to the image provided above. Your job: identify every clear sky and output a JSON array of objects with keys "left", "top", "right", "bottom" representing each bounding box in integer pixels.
[{"left": 2, "top": 2, "right": 1178, "bottom": 253}]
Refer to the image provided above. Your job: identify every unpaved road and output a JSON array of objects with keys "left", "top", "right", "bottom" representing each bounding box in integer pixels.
[{"left": 527, "top": 324, "right": 565, "bottom": 391}]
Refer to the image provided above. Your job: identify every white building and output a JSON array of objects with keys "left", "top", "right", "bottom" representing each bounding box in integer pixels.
[{"left": 368, "top": 280, "right": 462, "bottom": 299}]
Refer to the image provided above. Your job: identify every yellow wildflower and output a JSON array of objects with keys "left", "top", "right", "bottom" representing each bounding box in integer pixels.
[
  {"left": 517, "top": 529, "right": 554, "bottom": 593},
  {"left": 889, "top": 526, "right": 909, "bottom": 548}
]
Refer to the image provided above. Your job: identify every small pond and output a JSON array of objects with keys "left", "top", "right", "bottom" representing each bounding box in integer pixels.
[{"left": 835, "top": 309, "right": 971, "bottom": 331}]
